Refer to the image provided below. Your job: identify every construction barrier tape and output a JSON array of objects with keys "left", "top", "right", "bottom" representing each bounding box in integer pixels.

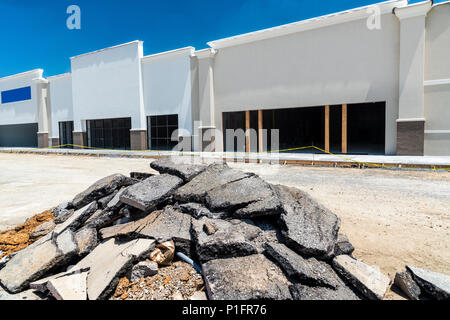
[{"left": 2, "top": 144, "right": 449, "bottom": 172}]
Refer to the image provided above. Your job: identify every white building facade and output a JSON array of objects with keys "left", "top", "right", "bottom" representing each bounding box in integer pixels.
[{"left": 0, "top": 0, "right": 448, "bottom": 155}]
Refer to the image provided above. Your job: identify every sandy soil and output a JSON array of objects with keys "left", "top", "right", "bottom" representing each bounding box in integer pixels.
[
  {"left": 0, "top": 210, "right": 54, "bottom": 259},
  {"left": 229, "top": 163, "right": 450, "bottom": 299},
  {"left": 0, "top": 152, "right": 449, "bottom": 299}
]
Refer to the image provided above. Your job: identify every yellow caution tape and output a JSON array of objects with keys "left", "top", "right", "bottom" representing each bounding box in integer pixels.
[{"left": 2, "top": 144, "right": 449, "bottom": 171}]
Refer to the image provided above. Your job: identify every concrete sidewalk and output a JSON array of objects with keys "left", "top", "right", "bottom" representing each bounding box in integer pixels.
[{"left": 1, "top": 147, "right": 450, "bottom": 169}]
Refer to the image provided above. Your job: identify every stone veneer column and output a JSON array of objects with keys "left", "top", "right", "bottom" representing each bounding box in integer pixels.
[
  {"left": 394, "top": 1, "right": 431, "bottom": 155},
  {"left": 37, "top": 133, "right": 49, "bottom": 148},
  {"left": 396, "top": 120, "right": 425, "bottom": 156},
  {"left": 130, "top": 129, "right": 148, "bottom": 150},
  {"left": 51, "top": 138, "right": 60, "bottom": 148},
  {"left": 73, "top": 131, "right": 87, "bottom": 149}
]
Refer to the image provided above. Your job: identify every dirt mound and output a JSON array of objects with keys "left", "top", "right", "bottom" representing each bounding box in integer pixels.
[{"left": 0, "top": 210, "right": 54, "bottom": 259}]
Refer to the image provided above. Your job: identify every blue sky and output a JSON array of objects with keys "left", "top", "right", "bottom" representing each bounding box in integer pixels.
[{"left": 0, "top": 0, "right": 442, "bottom": 78}]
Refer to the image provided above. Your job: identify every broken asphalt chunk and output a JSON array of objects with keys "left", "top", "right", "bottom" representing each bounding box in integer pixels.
[
  {"left": 205, "top": 175, "right": 283, "bottom": 218},
  {"left": 191, "top": 217, "right": 260, "bottom": 262},
  {"left": 275, "top": 185, "right": 340, "bottom": 258},
  {"left": 202, "top": 254, "right": 292, "bottom": 300},
  {"left": 264, "top": 242, "right": 342, "bottom": 289},
  {"left": 332, "top": 255, "right": 390, "bottom": 300},
  {"left": 406, "top": 265, "right": 450, "bottom": 300},
  {"left": 174, "top": 162, "right": 253, "bottom": 203},
  {"left": 99, "top": 206, "right": 192, "bottom": 255},
  {"left": 53, "top": 201, "right": 98, "bottom": 234},
  {"left": 75, "top": 227, "right": 98, "bottom": 257},
  {"left": 394, "top": 270, "right": 421, "bottom": 300},
  {"left": 72, "top": 174, "right": 135, "bottom": 209},
  {"left": 289, "top": 283, "right": 359, "bottom": 300},
  {"left": 150, "top": 158, "right": 207, "bottom": 182},
  {"left": 178, "top": 202, "right": 229, "bottom": 219},
  {"left": 0, "top": 229, "right": 78, "bottom": 293},
  {"left": 120, "top": 174, "right": 183, "bottom": 212},
  {"left": 334, "top": 234, "right": 355, "bottom": 256}
]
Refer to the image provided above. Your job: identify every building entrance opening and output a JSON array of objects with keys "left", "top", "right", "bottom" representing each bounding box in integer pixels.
[{"left": 86, "top": 117, "right": 131, "bottom": 150}]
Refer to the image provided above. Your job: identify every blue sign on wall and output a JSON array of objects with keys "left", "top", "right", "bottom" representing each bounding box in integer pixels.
[{"left": 1, "top": 86, "right": 32, "bottom": 104}]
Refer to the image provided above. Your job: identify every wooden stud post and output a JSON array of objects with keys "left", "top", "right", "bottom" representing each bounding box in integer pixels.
[
  {"left": 342, "top": 104, "right": 347, "bottom": 154},
  {"left": 258, "top": 109, "right": 263, "bottom": 163},
  {"left": 258, "top": 110, "right": 263, "bottom": 152},
  {"left": 245, "top": 111, "right": 250, "bottom": 162},
  {"left": 325, "top": 105, "right": 330, "bottom": 153},
  {"left": 245, "top": 110, "right": 250, "bottom": 153}
]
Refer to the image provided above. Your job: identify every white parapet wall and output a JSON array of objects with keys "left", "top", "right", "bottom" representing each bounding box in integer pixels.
[
  {"left": 70, "top": 40, "right": 146, "bottom": 132},
  {"left": 0, "top": 69, "right": 43, "bottom": 126},
  {"left": 47, "top": 73, "right": 74, "bottom": 142},
  {"left": 141, "top": 47, "right": 195, "bottom": 136}
]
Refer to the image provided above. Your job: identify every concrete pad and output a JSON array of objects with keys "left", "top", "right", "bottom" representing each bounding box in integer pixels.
[
  {"left": 0, "top": 287, "right": 45, "bottom": 300},
  {"left": 29, "top": 267, "right": 90, "bottom": 294},
  {"left": 75, "top": 238, "right": 155, "bottom": 300},
  {"left": 2, "top": 147, "right": 450, "bottom": 166},
  {"left": 0, "top": 153, "right": 151, "bottom": 231},
  {"left": 47, "top": 270, "right": 88, "bottom": 300}
]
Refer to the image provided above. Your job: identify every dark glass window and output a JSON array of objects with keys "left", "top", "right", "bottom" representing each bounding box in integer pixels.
[
  {"left": 222, "top": 111, "right": 246, "bottom": 152},
  {"left": 86, "top": 117, "right": 131, "bottom": 150},
  {"left": 59, "top": 121, "right": 74, "bottom": 148},
  {"left": 147, "top": 115, "right": 178, "bottom": 150}
]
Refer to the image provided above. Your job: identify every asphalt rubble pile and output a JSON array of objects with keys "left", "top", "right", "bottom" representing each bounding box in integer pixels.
[{"left": 0, "top": 158, "right": 449, "bottom": 300}]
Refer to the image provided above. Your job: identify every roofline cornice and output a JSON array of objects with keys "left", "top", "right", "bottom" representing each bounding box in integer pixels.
[
  {"left": 0, "top": 69, "right": 44, "bottom": 82},
  {"left": 207, "top": 0, "right": 408, "bottom": 50},
  {"left": 394, "top": 0, "right": 432, "bottom": 20}
]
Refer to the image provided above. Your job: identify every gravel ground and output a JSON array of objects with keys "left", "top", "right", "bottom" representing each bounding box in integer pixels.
[
  {"left": 111, "top": 259, "right": 204, "bottom": 300},
  {"left": 0, "top": 153, "right": 449, "bottom": 300}
]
